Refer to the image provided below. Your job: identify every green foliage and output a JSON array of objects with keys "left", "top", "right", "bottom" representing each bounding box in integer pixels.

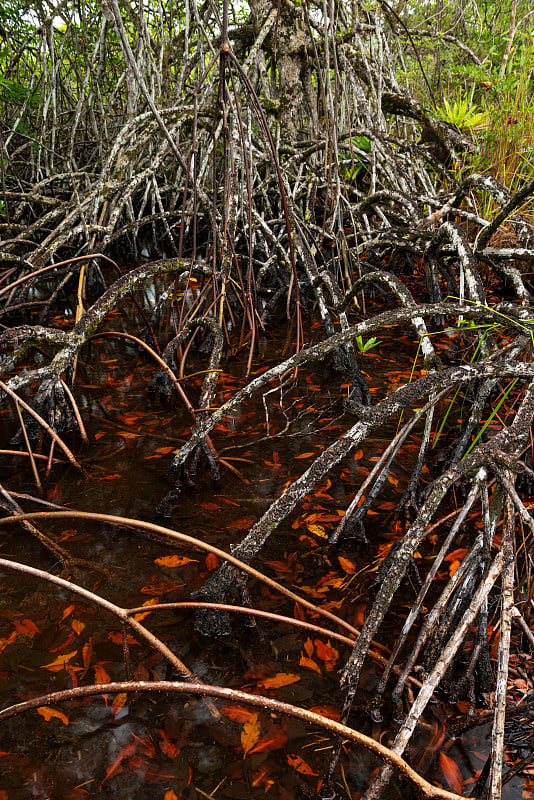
[
  {"left": 355, "top": 335, "right": 381, "bottom": 354},
  {"left": 435, "top": 96, "right": 489, "bottom": 131}
]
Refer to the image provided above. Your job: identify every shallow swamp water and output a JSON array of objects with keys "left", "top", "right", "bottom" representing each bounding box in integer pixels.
[{"left": 0, "top": 281, "right": 532, "bottom": 800}]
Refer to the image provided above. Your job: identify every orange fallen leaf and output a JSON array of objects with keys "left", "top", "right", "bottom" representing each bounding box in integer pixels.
[
  {"left": 258, "top": 673, "right": 300, "bottom": 689},
  {"left": 295, "top": 452, "right": 315, "bottom": 459},
  {"left": 241, "top": 714, "right": 261, "bottom": 757},
  {"left": 444, "top": 548, "right": 469, "bottom": 563},
  {"left": 205, "top": 553, "right": 218, "bottom": 571},
  {"left": 221, "top": 705, "right": 259, "bottom": 723},
  {"left": 155, "top": 555, "right": 197, "bottom": 567},
  {"left": 438, "top": 752, "right": 464, "bottom": 794},
  {"left": 71, "top": 619, "right": 85, "bottom": 635},
  {"left": 164, "top": 791, "right": 178, "bottom": 800},
  {"left": 338, "top": 556, "right": 356, "bottom": 575},
  {"left": 287, "top": 754, "right": 317, "bottom": 775},
  {"left": 299, "top": 655, "right": 321, "bottom": 674},
  {"left": 37, "top": 707, "right": 69, "bottom": 725}
]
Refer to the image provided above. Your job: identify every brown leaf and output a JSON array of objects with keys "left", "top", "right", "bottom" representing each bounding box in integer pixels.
[
  {"left": 205, "top": 553, "right": 218, "bottom": 571},
  {"left": 438, "top": 752, "right": 464, "bottom": 794},
  {"left": 241, "top": 713, "right": 261, "bottom": 757}
]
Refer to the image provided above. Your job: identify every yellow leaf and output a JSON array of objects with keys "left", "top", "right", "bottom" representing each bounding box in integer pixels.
[
  {"left": 37, "top": 706, "right": 69, "bottom": 725},
  {"left": 71, "top": 619, "right": 85, "bottom": 635},
  {"left": 154, "top": 555, "right": 198, "bottom": 567},
  {"left": 241, "top": 713, "right": 261, "bottom": 757},
  {"left": 43, "top": 651, "right": 78, "bottom": 672},
  {"left": 307, "top": 523, "right": 327, "bottom": 538},
  {"left": 134, "top": 597, "right": 159, "bottom": 621},
  {"left": 111, "top": 693, "right": 127, "bottom": 715}
]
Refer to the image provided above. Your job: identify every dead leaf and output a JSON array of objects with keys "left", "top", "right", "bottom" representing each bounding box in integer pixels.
[
  {"left": 241, "top": 713, "right": 261, "bottom": 756},
  {"left": 299, "top": 655, "right": 321, "bottom": 674},
  {"left": 111, "top": 693, "right": 127, "bottom": 716},
  {"left": 155, "top": 555, "right": 197, "bottom": 567},
  {"left": 438, "top": 752, "right": 464, "bottom": 794},
  {"left": 43, "top": 651, "right": 78, "bottom": 672},
  {"left": 71, "top": 619, "right": 85, "bottom": 635},
  {"left": 307, "top": 523, "right": 327, "bottom": 538},
  {"left": 37, "top": 707, "right": 69, "bottom": 725},
  {"left": 164, "top": 791, "right": 178, "bottom": 800},
  {"left": 205, "top": 553, "right": 218, "bottom": 571},
  {"left": 258, "top": 673, "right": 300, "bottom": 689},
  {"left": 338, "top": 556, "right": 356, "bottom": 575},
  {"left": 287, "top": 754, "right": 317, "bottom": 775}
]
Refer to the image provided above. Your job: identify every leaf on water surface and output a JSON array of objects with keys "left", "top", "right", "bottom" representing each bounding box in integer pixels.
[
  {"left": 221, "top": 705, "right": 258, "bottom": 723},
  {"left": 438, "top": 752, "right": 464, "bottom": 793},
  {"left": 287, "top": 754, "right": 317, "bottom": 775},
  {"left": 299, "top": 655, "right": 321, "bottom": 674},
  {"left": 295, "top": 452, "right": 315, "bottom": 459},
  {"left": 71, "top": 619, "right": 85, "bottom": 635},
  {"left": 111, "top": 692, "right": 128, "bottom": 716},
  {"left": 205, "top": 553, "right": 218, "bottom": 571},
  {"left": 249, "top": 725, "right": 288, "bottom": 754},
  {"left": 309, "top": 705, "right": 340, "bottom": 720},
  {"left": 377, "top": 501, "right": 396, "bottom": 511},
  {"left": 304, "top": 638, "right": 314, "bottom": 657},
  {"left": 164, "top": 791, "right": 179, "bottom": 800},
  {"left": 313, "top": 639, "right": 339, "bottom": 669},
  {"left": 13, "top": 618, "right": 38, "bottom": 634},
  {"left": 61, "top": 604, "right": 75, "bottom": 621},
  {"left": 94, "top": 664, "right": 111, "bottom": 684},
  {"left": 307, "top": 523, "right": 327, "bottom": 538},
  {"left": 133, "top": 597, "right": 160, "bottom": 621},
  {"left": 257, "top": 673, "right": 300, "bottom": 689},
  {"left": 338, "top": 556, "right": 356, "bottom": 575},
  {"left": 37, "top": 707, "right": 69, "bottom": 725},
  {"left": 354, "top": 449, "right": 363, "bottom": 460},
  {"left": 43, "top": 651, "right": 78, "bottom": 671},
  {"left": 200, "top": 502, "right": 221, "bottom": 510},
  {"left": 82, "top": 639, "right": 93, "bottom": 669},
  {"left": 155, "top": 555, "right": 198, "bottom": 567},
  {"left": 241, "top": 713, "right": 261, "bottom": 756},
  {"left": 98, "top": 473, "right": 121, "bottom": 480}
]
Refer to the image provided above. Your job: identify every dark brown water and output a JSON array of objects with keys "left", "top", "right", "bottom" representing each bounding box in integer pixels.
[{"left": 0, "top": 289, "right": 531, "bottom": 799}]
